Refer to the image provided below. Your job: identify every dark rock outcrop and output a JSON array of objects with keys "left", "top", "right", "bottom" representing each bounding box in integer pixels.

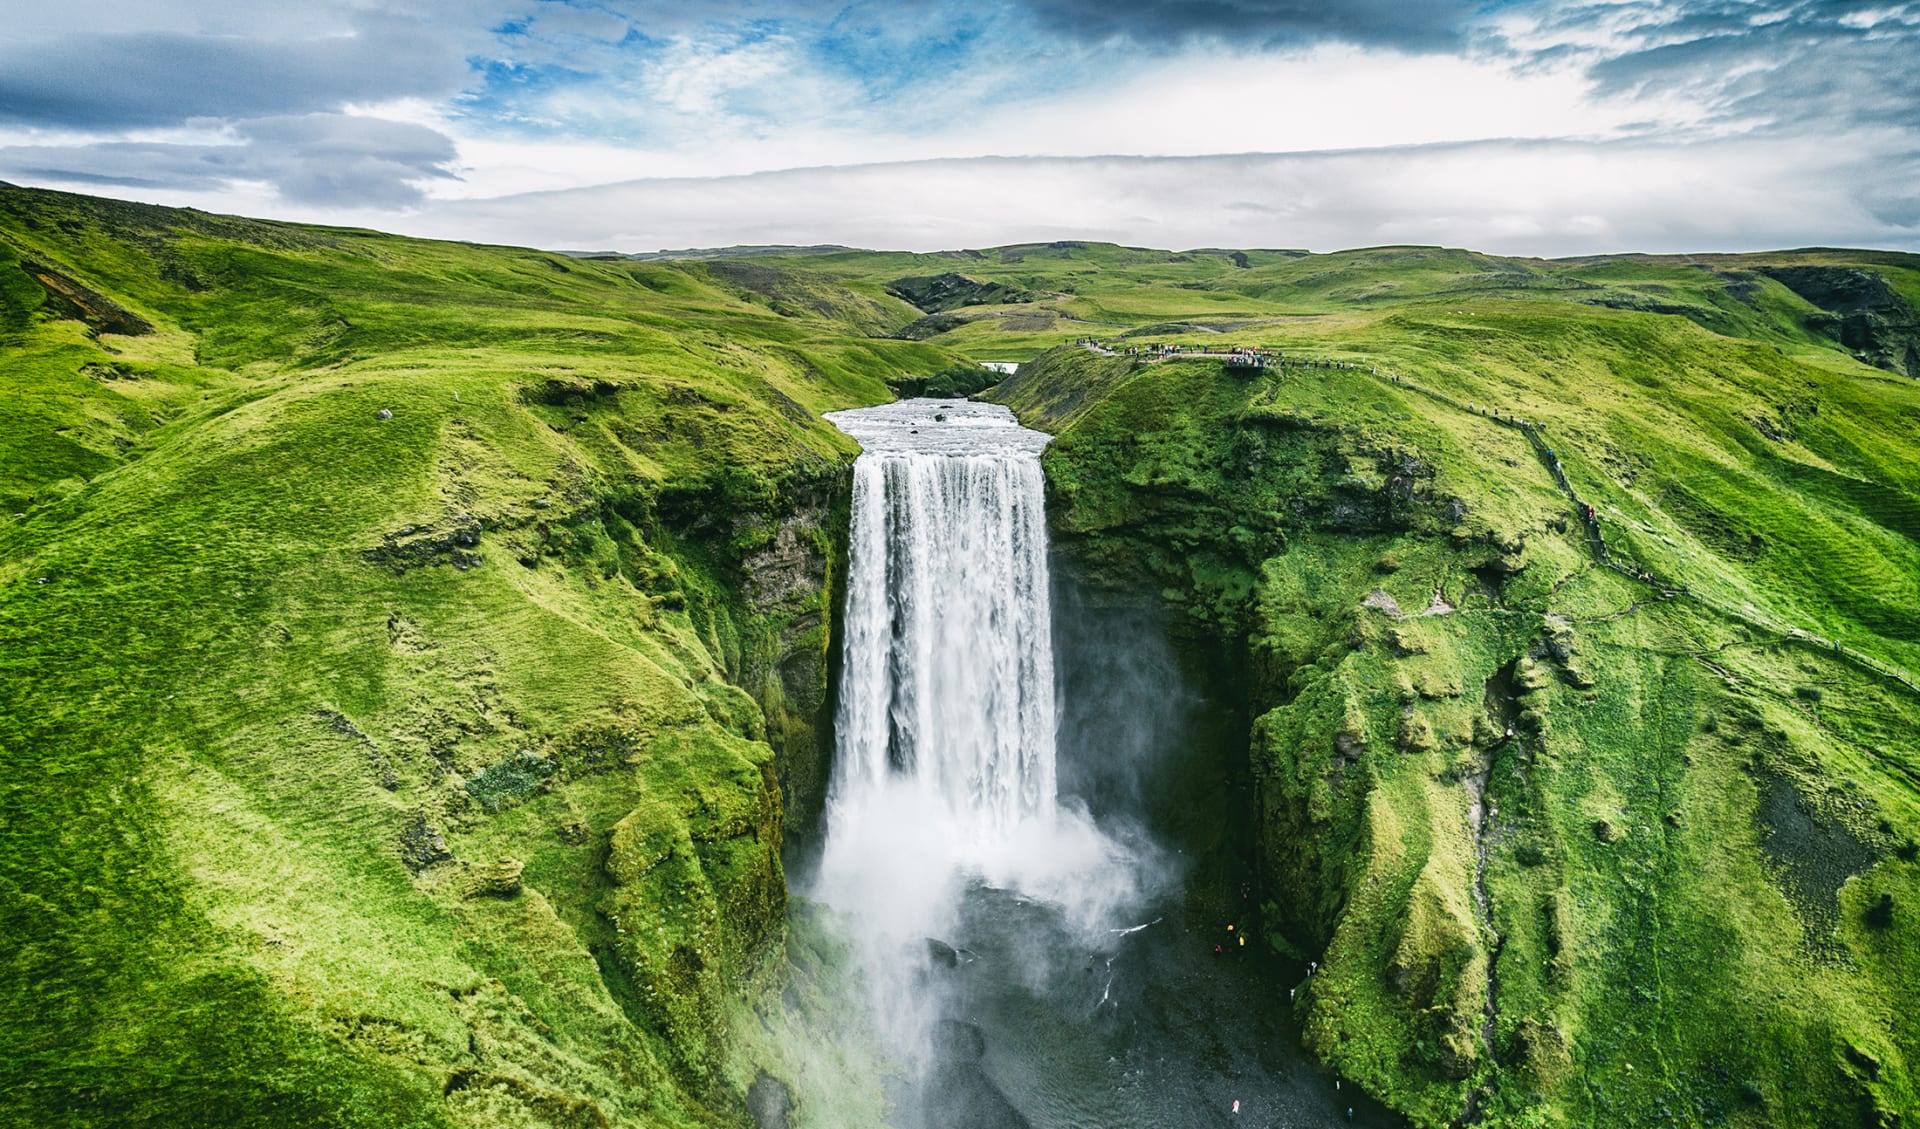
[
  {"left": 893, "top": 312, "right": 970, "bottom": 339},
  {"left": 1760, "top": 265, "right": 1920, "bottom": 377},
  {"left": 747, "top": 1071, "right": 793, "bottom": 1129},
  {"left": 736, "top": 480, "right": 846, "bottom": 842},
  {"left": 400, "top": 814, "right": 453, "bottom": 870},
  {"left": 926, "top": 938, "right": 962, "bottom": 967},
  {"left": 886, "top": 272, "right": 1037, "bottom": 314},
  {"left": 362, "top": 516, "right": 484, "bottom": 573},
  {"left": 925, "top": 1021, "right": 1032, "bottom": 1129},
  {"left": 22, "top": 259, "right": 153, "bottom": 335}
]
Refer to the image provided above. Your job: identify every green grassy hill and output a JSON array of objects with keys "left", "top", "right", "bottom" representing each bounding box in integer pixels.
[
  {"left": 4, "top": 184, "right": 1918, "bottom": 1128},
  {"left": 0, "top": 184, "right": 954, "bottom": 1127},
  {"left": 979, "top": 265, "right": 1920, "bottom": 1125}
]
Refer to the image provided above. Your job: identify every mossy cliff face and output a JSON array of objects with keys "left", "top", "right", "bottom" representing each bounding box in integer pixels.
[
  {"left": 0, "top": 186, "right": 920, "bottom": 1128},
  {"left": 993, "top": 344, "right": 1920, "bottom": 1128},
  {"left": 731, "top": 475, "right": 848, "bottom": 844}
]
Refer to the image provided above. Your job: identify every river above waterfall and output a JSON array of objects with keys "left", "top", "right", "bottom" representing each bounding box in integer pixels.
[{"left": 806, "top": 398, "right": 1397, "bottom": 1129}]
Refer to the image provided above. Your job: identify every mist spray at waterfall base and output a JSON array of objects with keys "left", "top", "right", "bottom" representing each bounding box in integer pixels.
[{"left": 799, "top": 399, "right": 1396, "bottom": 1129}]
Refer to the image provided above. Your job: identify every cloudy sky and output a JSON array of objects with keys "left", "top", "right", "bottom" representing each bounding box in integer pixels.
[{"left": 3, "top": 0, "right": 1917, "bottom": 255}]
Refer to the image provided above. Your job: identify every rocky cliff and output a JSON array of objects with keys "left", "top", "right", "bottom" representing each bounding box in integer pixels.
[{"left": 1761, "top": 264, "right": 1920, "bottom": 378}]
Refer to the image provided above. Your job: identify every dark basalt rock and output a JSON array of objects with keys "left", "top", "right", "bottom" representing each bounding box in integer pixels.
[
  {"left": 886, "top": 272, "right": 1038, "bottom": 314},
  {"left": 932, "top": 1019, "right": 986, "bottom": 1060},
  {"left": 401, "top": 815, "right": 453, "bottom": 870},
  {"left": 20, "top": 259, "right": 153, "bottom": 335},
  {"left": 1759, "top": 265, "right": 1920, "bottom": 378},
  {"left": 893, "top": 312, "right": 970, "bottom": 339},
  {"left": 362, "top": 515, "right": 484, "bottom": 573},
  {"left": 925, "top": 937, "right": 975, "bottom": 967},
  {"left": 924, "top": 1020, "right": 1031, "bottom": 1129},
  {"left": 747, "top": 1071, "right": 793, "bottom": 1129}
]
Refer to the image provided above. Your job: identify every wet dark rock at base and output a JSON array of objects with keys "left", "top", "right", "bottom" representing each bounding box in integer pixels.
[
  {"left": 933, "top": 1019, "right": 986, "bottom": 1061},
  {"left": 925, "top": 937, "right": 970, "bottom": 967},
  {"left": 747, "top": 1070, "right": 793, "bottom": 1129},
  {"left": 926, "top": 1021, "right": 1032, "bottom": 1129}
]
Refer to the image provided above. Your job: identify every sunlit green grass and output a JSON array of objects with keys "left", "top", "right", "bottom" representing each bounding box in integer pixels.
[{"left": 0, "top": 184, "right": 943, "bottom": 1128}]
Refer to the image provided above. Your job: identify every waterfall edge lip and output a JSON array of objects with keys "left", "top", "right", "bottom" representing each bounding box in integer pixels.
[{"left": 824, "top": 397, "right": 1052, "bottom": 456}]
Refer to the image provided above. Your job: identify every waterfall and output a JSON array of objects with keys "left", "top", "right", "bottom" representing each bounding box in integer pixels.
[
  {"left": 831, "top": 401, "right": 1058, "bottom": 833},
  {"left": 813, "top": 399, "right": 1137, "bottom": 1073},
  {"left": 798, "top": 399, "right": 1368, "bottom": 1128}
]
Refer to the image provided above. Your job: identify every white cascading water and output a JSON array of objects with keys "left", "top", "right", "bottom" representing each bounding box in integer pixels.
[
  {"left": 833, "top": 402, "right": 1056, "bottom": 828},
  {"left": 814, "top": 398, "right": 1138, "bottom": 1070},
  {"left": 804, "top": 400, "right": 1376, "bottom": 1128}
]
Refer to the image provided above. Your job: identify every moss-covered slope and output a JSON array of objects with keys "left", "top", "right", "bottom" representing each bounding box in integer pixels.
[
  {"left": 991, "top": 317, "right": 1920, "bottom": 1126},
  {"left": 0, "top": 185, "right": 963, "bottom": 1127}
]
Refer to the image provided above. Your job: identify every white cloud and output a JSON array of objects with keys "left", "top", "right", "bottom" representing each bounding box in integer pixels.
[
  {"left": 3, "top": 0, "right": 1916, "bottom": 256},
  {"left": 933, "top": 44, "right": 1700, "bottom": 157},
  {"left": 401, "top": 40, "right": 1709, "bottom": 201},
  {"left": 643, "top": 36, "right": 801, "bottom": 117},
  {"left": 380, "top": 134, "right": 1916, "bottom": 255}
]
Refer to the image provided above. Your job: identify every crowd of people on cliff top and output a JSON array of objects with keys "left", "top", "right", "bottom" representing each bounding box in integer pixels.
[{"left": 1077, "top": 338, "right": 1378, "bottom": 372}]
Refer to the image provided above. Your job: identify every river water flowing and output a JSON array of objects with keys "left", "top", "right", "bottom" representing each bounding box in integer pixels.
[{"left": 811, "top": 398, "right": 1395, "bottom": 1129}]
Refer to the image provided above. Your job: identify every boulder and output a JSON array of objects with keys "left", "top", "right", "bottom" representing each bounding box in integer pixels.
[
  {"left": 400, "top": 815, "right": 452, "bottom": 870},
  {"left": 747, "top": 1070, "right": 793, "bottom": 1129}
]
